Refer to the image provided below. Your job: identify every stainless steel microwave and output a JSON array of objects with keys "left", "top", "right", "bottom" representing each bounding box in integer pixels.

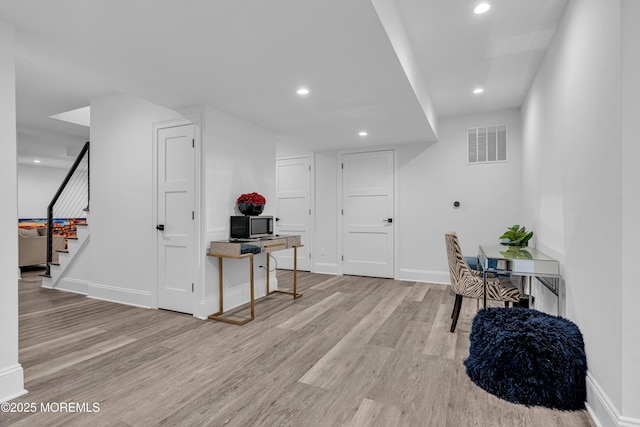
[{"left": 230, "top": 215, "right": 274, "bottom": 239}]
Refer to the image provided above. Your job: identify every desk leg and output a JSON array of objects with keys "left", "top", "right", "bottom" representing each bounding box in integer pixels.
[
  {"left": 483, "top": 270, "right": 487, "bottom": 309},
  {"left": 293, "top": 245, "right": 299, "bottom": 299},
  {"left": 249, "top": 255, "right": 255, "bottom": 318},
  {"left": 218, "top": 257, "right": 223, "bottom": 313},
  {"left": 208, "top": 255, "right": 255, "bottom": 325},
  {"left": 267, "top": 245, "right": 303, "bottom": 299},
  {"left": 266, "top": 254, "right": 270, "bottom": 294}
]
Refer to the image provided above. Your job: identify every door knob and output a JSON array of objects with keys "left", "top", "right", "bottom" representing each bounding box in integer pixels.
[
  {"left": 382, "top": 218, "right": 393, "bottom": 223},
  {"left": 156, "top": 224, "right": 165, "bottom": 231}
]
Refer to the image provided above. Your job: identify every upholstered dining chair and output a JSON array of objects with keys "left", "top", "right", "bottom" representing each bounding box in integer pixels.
[{"left": 445, "top": 232, "right": 520, "bottom": 333}]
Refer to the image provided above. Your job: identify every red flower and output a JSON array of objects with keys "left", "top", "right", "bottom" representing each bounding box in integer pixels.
[{"left": 237, "top": 192, "right": 266, "bottom": 205}]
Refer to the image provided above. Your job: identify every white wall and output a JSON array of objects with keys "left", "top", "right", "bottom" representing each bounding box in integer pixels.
[
  {"left": 17, "top": 126, "right": 87, "bottom": 166},
  {"left": 620, "top": 0, "right": 640, "bottom": 420},
  {"left": 60, "top": 97, "right": 277, "bottom": 319},
  {"left": 89, "top": 93, "right": 182, "bottom": 307},
  {"left": 17, "top": 164, "right": 67, "bottom": 218},
  {"left": 197, "top": 106, "right": 277, "bottom": 318},
  {"left": 521, "top": 0, "right": 638, "bottom": 424},
  {"left": 397, "top": 109, "right": 523, "bottom": 283},
  {"left": 314, "top": 150, "right": 339, "bottom": 274},
  {"left": 310, "top": 109, "right": 523, "bottom": 284},
  {"left": 0, "top": 17, "right": 25, "bottom": 402}
]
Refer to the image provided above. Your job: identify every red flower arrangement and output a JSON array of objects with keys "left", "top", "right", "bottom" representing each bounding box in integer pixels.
[{"left": 237, "top": 192, "right": 266, "bottom": 205}]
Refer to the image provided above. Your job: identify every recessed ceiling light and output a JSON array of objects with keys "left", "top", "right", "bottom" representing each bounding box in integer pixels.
[
  {"left": 359, "top": 131, "right": 368, "bottom": 137},
  {"left": 473, "top": 88, "right": 484, "bottom": 94},
  {"left": 474, "top": 3, "right": 491, "bottom": 14},
  {"left": 33, "top": 160, "right": 41, "bottom": 163},
  {"left": 296, "top": 88, "right": 310, "bottom": 95}
]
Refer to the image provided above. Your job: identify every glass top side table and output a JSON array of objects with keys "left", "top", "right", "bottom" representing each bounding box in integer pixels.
[{"left": 478, "top": 245, "right": 561, "bottom": 312}]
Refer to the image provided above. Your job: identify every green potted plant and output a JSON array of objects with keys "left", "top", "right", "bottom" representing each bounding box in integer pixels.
[{"left": 499, "top": 225, "right": 533, "bottom": 247}]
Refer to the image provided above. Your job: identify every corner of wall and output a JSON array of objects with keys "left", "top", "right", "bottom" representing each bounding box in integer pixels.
[
  {"left": 0, "top": 365, "right": 27, "bottom": 403},
  {"left": 586, "top": 372, "right": 640, "bottom": 427},
  {"left": 0, "top": 17, "right": 25, "bottom": 404}
]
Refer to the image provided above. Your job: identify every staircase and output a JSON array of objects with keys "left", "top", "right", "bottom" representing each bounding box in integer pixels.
[
  {"left": 41, "top": 215, "right": 90, "bottom": 292},
  {"left": 42, "top": 141, "right": 90, "bottom": 293}
]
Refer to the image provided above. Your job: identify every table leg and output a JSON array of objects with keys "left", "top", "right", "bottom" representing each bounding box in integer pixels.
[
  {"left": 208, "top": 254, "right": 255, "bottom": 325},
  {"left": 293, "top": 245, "right": 299, "bottom": 299},
  {"left": 267, "top": 245, "right": 303, "bottom": 299},
  {"left": 249, "top": 255, "right": 255, "bottom": 318},
  {"left": 483, "top": 270, "right": 487, "bottom": 309},
  {"left": 266, "top": 253, "right": 270, "bottom": 294},
  {"left": 218, "top": 257, "right": 223, "bottom": 313}
]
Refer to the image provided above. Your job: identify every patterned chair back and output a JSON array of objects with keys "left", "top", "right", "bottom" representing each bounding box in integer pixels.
[{"left": 445, "top": 232, "right": 483, "bottom": 298}]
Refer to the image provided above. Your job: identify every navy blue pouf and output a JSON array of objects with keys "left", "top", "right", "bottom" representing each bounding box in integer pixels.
[{"left": 465, "top": 307, "right": 587, "bottom": 410}]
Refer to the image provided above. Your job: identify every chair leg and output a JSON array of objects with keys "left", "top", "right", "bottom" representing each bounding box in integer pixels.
[
  {"left": 450, "top": 294, "right": 463, "bottom": 333},
  {"left": 451, "top": 295, "right": 457, "bottom": 318}
]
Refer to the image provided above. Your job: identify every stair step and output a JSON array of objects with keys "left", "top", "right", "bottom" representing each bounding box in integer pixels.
[{"left": 44, "top": 217, "right": 89, "bottom": 286}]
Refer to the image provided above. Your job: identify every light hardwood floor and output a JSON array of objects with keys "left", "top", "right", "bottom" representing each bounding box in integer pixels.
[{"left": 2, "top": 269, "right": 595, "bottom": 427}]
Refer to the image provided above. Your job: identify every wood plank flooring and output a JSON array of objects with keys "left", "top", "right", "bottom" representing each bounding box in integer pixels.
[{"left": 2, "top": 269, "right": 596, "bottom": 427}]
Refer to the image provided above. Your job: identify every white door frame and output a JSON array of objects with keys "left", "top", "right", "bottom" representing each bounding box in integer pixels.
[
  {"left": 152, "top": 115, "right": 202, "bottom": 313},
  {"left": 275, "top": 154, "right": 315, "bottom": 272},
  {"left": 337, "top": 146, "right": 399, "bottom": 278}
]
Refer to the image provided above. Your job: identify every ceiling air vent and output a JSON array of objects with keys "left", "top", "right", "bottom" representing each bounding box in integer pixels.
[{"left": 467, "top": 125, "right": 507, "bottom": 164}]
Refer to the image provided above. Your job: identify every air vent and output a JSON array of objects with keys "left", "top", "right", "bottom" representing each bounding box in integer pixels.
[{"left": 467, "top": 125, "right": 507, "bottom": 164}]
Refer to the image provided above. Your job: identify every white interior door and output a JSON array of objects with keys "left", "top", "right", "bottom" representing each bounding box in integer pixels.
[
  {"left": 342, "top": 150, "right": 394, "bottom": 278},
  {"left": 157, "top": 124, "right": 196, "bottom": 313},
  {"left": 274, "top": 157, "right": 311, "bottom": 271}
]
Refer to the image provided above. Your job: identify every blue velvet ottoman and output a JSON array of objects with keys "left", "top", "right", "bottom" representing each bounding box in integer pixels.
[{"left": 464, "top": 307, "right": 587, "bottom": 410}]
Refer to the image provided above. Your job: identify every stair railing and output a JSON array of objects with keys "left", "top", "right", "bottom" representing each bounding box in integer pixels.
[{"left": 45, "top": 141, "right": 90, "bottom": 277}]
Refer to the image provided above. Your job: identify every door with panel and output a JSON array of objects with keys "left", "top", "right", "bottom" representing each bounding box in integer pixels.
[
  {"left": 156, "top": 124, "right": 196, "bottom": 314},
  {"left": 274, "top": 157, "right": 311, "bottom": 271},
  {"left": 342, "top": 150, "right": 394, "bottom": 278}
]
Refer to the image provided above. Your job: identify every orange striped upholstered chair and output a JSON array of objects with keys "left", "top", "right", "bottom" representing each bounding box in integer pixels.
[{"left": 445, "top": 232, "right": 520, "bottom": 332}]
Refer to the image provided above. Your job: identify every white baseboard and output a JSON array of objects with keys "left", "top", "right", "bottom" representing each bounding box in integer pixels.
[
  {"left": 586, "top": 371, "right": 640, "bottom": 427},
  {"left": 313, "top": 262, "right": 338, "bottom": 275},
  {"left": 43, "top": 277, "right": 89, "bottom": 295},
  {"left": 225, "top": 278, "right": 273, "bottom": 313},
  {"left": 194, "top": 276, "right": 275, "bottom": 320},
  {"left": 620, "top": 417, "right": 640, "bottom": 427},
  {"left": 0, "top": 364, "right": 27, "bottom": 403},
  {"left": 195, "top": 297, "right": 217, "bottom": 320},
  {"left": 397, "top": 268, "right": 450, "bottom": 284},
  {"left": 87, "top": 282, "right": 152, "bottom": 309}
]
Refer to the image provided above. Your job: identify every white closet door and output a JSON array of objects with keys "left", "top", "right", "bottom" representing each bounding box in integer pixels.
[
  {"left": 342, "top": 150, "right": 394, "bottom": 278},
  {"left": 274, "top": 157, "right": 311, "bottom": 271}
]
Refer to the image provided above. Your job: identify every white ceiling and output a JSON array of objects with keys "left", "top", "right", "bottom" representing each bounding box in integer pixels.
[{"left": 0, "top": 0, "right": 567, "bottom": 164}]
